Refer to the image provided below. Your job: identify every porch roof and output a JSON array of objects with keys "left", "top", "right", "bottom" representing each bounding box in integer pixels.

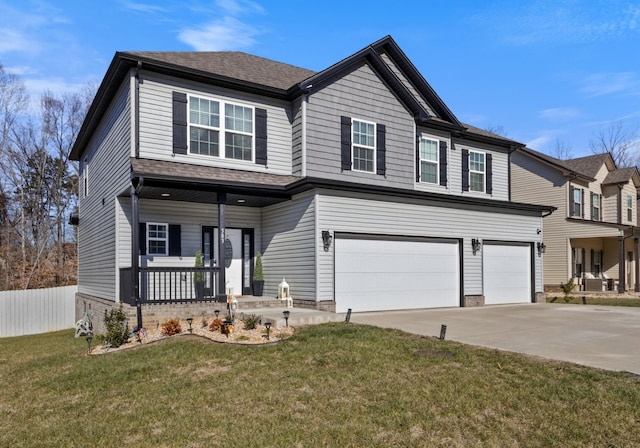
[{"left": 129, "top": 158, "right": 301, "bottom": 207}]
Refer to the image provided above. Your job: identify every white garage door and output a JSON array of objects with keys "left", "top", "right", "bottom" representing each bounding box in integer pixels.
[
  {"left": 335, "top": 237, "right": 460, "bottom": 313},
  {"left": 484, "top": 243, "right": 531, "bottom": 305}
]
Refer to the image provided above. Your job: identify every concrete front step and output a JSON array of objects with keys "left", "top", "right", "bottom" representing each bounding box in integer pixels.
[{"left": 239, "top": 307, "right": 346, "bottom": 328}]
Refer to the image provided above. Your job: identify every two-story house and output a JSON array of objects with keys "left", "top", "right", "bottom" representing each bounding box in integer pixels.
[
  {"left": 511, "top": 148, "right": 640, "bottom": 292},
  {"left": 70, "top": 36, "right": 553, "bottom": 328}
]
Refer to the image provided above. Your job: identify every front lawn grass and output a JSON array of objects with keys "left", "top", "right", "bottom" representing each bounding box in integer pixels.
[
  {"left": 547, "top": 295, "right": 640, "bottom": 307},
  {"left": 1, "top": 324, "right": 639, "bottom": 447}
]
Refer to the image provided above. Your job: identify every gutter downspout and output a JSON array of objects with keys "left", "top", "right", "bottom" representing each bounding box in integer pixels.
[
  {"left": 301, "top": 94, "right": 308, "bottom": 177},
  {"left": 134, "top": 62, "right": 141, "bottom": 159},
  {"left": 131, "top": 176, "right": 144, "bottom": 328}
]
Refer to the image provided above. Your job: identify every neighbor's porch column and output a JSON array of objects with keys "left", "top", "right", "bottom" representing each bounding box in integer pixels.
[
  {"left": 635, "top": 237, "right": 639, "bottom": 292},
  {"left": 130, "top": 181, "right": 142, "bottom": 329},
  {"left": 618, "top": 234, "right": 625, "bottom": 293},
  {"left": 217, "top": 192, "right": 226, "bottom": 300}
]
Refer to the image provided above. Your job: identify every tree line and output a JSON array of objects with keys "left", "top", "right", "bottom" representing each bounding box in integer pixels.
[{"left": 0, "top": 63, "right": 94, "bottom": 290}]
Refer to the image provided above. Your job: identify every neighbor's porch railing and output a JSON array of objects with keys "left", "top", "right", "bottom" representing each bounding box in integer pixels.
[{"left": 120, "top": 266, "right": 222, "bottom": 304}]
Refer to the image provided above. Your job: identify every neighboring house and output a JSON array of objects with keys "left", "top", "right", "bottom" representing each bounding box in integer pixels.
[
  {"left": 70, "top": 35, "right": 553, "bottom": 327},
  {"left": 511, "top": 148, "right": 640, "bottom": 292}
]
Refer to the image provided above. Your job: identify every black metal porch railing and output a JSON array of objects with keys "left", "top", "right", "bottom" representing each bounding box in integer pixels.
[{"left": 120, "top": 266, "right": 222, "bottom": 305}]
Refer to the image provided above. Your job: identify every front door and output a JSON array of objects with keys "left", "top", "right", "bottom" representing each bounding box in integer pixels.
[{"left": 202, "top": 227, "right": 254, "bottom": 296}]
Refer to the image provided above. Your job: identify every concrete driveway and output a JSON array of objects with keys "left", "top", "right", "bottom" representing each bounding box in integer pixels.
[{"left": 350, "top": 303, "right": 640, "bottom": 375}]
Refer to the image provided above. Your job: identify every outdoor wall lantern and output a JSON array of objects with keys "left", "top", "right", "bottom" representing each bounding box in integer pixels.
[
  {"left": 283, "top": 310, "right": 290, "bottom": 327},
  {"left": 471, "top": 238, "right": 481, "bottom": 255},
  {"left": 537, "top": 242, "right": 546, "bottom": 256},
  {"left": 322, "top": 230, "right": 333, "bottom": 251}
]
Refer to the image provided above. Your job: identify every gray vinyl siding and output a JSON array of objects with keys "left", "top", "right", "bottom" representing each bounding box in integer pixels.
[
  {"left": 602, "top": 185, "right": 619, "bottom": 223},
  {"left": 378, "top": 50, "right": 436, "bottom": 117},
  {"left": 316, "top": 190, "right": 543, "bottom": 301},
  {"left": 452, "top": 140, "right": 510, "bottom": 201},
  {"left": 305, "top": 62, "right": 415, "bottom": 188},
  {"left": 137, "top": 72, "right": 293, "bottom": 175},
  {"left": 117, "top": 198, "right": 262, "bottom": 271},
  {"left": 291, "top": 97, "right": 303, "bottom": 176},
  {"left": 78, "top": 77, "right": 132, "bottom": 301},
  {"left": 261, "top": 193, "right": 316, "bottom": 301}
]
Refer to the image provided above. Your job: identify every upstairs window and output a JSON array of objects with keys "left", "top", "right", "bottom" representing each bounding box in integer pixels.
[
  {"left": 469, "top": 151, "right": 485, "bottom": 192},
  {"left": 189, "top": 96, "right": 254, "bottom": 161},
  {"left": 147, "top": 223, "right": 168, "bottom": 256},
  {"left": 627, "top": 194, "right": 633, "bottom": 222},
  {"left": 352, "top": 119, "right": 376, "bottom": 173},
  {"left": 419, "top": 138, "right": 438, "bottom": 184},
  {"left": 591, "top": 193, "right": 601, "bottom": 221},
  {"left": 571, "top": 187, "right": 583, "bottom": 217}
]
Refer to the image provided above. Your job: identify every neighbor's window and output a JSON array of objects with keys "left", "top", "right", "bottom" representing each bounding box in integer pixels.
[
  {"left": 469, "top": 151, "right": 485, "bottom": 192},
  {"left": 593, "top": 250, "right": 602, "bottom": 276},
  {"left": 147, "top": 223, "right": 168, "bottom": 256},
  {"left": 572, "top": 247, "right": 583, "bottom": 278},
  {"left": 189, "top": 96, "right": 253, "bottom": 161},
  {"left": 591, "top": 193, "right": 600, "bottom": 221},
  {"left": 352, "top": 119, "right": 375, "bottom": 173},
  {"left": 627, "top": 194, "right": 633, "bottom": 222},
  {"left": 419, "top": 138, "right": 438, "bottom": 184},
  {"left": 572, "top": 187, "right": 583, "bottom": 217}
]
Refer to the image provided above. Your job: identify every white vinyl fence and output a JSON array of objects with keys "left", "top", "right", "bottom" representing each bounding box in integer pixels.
[{"left": 0, "top": 285, "right": 77, "bottom": 337}]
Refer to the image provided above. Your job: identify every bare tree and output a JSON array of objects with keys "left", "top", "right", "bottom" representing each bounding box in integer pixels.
[
  {"left": 589, "top": 120, "right": 639, "bottom": 168},
  {"left": 484, "top": 124, "right": 508, "bottom": 138},
  {"left": 551, "top": 138, "right": 573, "bottom": 160}
]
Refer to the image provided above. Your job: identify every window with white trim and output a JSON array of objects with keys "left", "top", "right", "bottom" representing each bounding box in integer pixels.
[
  {"left": 352, "top": 119, "right": 376, "bottom": 173},
  {"left": 469, "top": 151, "right": 485, "bottom": 192},
  {"left": 419, "top": 138, "right": 438, "bottom": 184},
  {"left": 147, "top": 223, "right": 168, "bottom": 256},
  {"left": 591, "top": 192, "right": 600, "bottom": 221},
  {"left": 189, "top": 96, "right": 254, "bottom": 161},
  {"left": 627, "top": 194, "right": 633, "bottom": 222},
  {"left": 572, "top": 187, "right": 583, "bottom": 217}
]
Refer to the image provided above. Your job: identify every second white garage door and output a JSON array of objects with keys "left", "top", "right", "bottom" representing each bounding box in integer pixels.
[
  {"left": 335, "top": 237, "right": 460, "bottom": 313},
  {"left": 484, "top": 243, "right": 532, "bottom": 305}
]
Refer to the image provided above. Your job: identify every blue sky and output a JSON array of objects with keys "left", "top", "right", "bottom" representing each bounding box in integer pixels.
[{"left": 1, "top": 0, "right": 639, "bottom": 158}]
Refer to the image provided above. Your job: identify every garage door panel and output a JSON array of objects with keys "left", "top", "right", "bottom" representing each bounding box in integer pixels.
[
  {"left": 335, "top": 238, "right": 459, "bottom": 312},
  {"left": 484, "top": 244, "right": 531, "bottom": 305}
]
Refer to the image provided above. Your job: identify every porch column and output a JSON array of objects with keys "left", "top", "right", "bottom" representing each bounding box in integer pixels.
[
  {"left": 217, "top": 192, "right": 226, "bottom": 300},
  {"left": 618, "top": 235, "right": 625, "bottom": 293},
  {"left": 130, "top": 183, "right": 142, "bottom": 329},
  {"left": 635, "top": 238, "right": 639, "bottom": 292}
]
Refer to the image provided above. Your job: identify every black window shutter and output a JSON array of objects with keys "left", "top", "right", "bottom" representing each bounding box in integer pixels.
[
  {"left": 415, "top": 136, "right": 421, "bottom": 182},
  {"left": 590, "top": 249, "right": 595, "bottom": 273},
  {"left": 581, "top": 189, "right": 585, "bottom": 217},
  {"left": 569, "top": 187, "right": 575, "bottom": 216},
  {"left": 168, "top": 224, "right": 181, "bottom": 256},
  {"left": 139, "top": 222, "right": 147, "bottom": 256},
  {"left": 255, "top": 108, "right": 267, "bottom": 166},
  {"left": 376, "top": 123, "right": 386, "bottom": 176},
  {"left": 439, "top": 141, "right": 447, "bottom": 186},
  {"left": 486, "top": 153, "right": 493, "bottom": 194},
  {"left": 172, "top": 92, "right": 188, "bottom": 155},
  {"left": 462, "top": 149, "right": 469, "bottom": 191},
  {"left": 340, "top": 116, "right": 352, "bottom": 171}
]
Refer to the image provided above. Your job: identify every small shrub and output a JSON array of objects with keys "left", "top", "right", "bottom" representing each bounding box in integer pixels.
[
  {"left": 236, "top": 335, "right": 248, "bottom": 341},
  {"left": 241, "top": 314, "right": 261, "bottom": 330},
  {"left": 104, "top": 305, "right": 129, "bottom": 348},
  {"left": 560, "top": 278, "right": 575, "bottom": 303},
  {"left": 209, "top": 318, "right": 224, "bottom": 332},
  {"left": 161, "top": 318, "right": 182, "bottom": 336}
]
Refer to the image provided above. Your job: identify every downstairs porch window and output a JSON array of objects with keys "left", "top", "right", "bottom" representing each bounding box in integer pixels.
[{"left": 147, "top": 223, "right": 168, "bottom": 256}]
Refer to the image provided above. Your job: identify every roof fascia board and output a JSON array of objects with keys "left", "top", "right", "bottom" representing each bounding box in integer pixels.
[{"left": 288, "top": 177, "right": 556, "bottom": 214}]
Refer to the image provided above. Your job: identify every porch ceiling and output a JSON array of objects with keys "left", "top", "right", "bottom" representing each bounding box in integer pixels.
[{"left": 132, "top": 184, "right": 288, "bottom": 207}]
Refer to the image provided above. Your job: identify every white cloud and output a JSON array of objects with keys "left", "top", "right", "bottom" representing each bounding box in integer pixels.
[
  {"left": 539, "top": 107, "right": 581, "bottom": 121},
  {"left": 119, "top": 1, "right": 168, "bottom": 14},
  {"left": 580, "top": 72, "right": 640, "bottom": 97},
  {"left": 178, "top": 16, "right": 261, "bottom": 51},
  {"left": 215, "top": 0, "right": 265, "bottom": 15}
]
